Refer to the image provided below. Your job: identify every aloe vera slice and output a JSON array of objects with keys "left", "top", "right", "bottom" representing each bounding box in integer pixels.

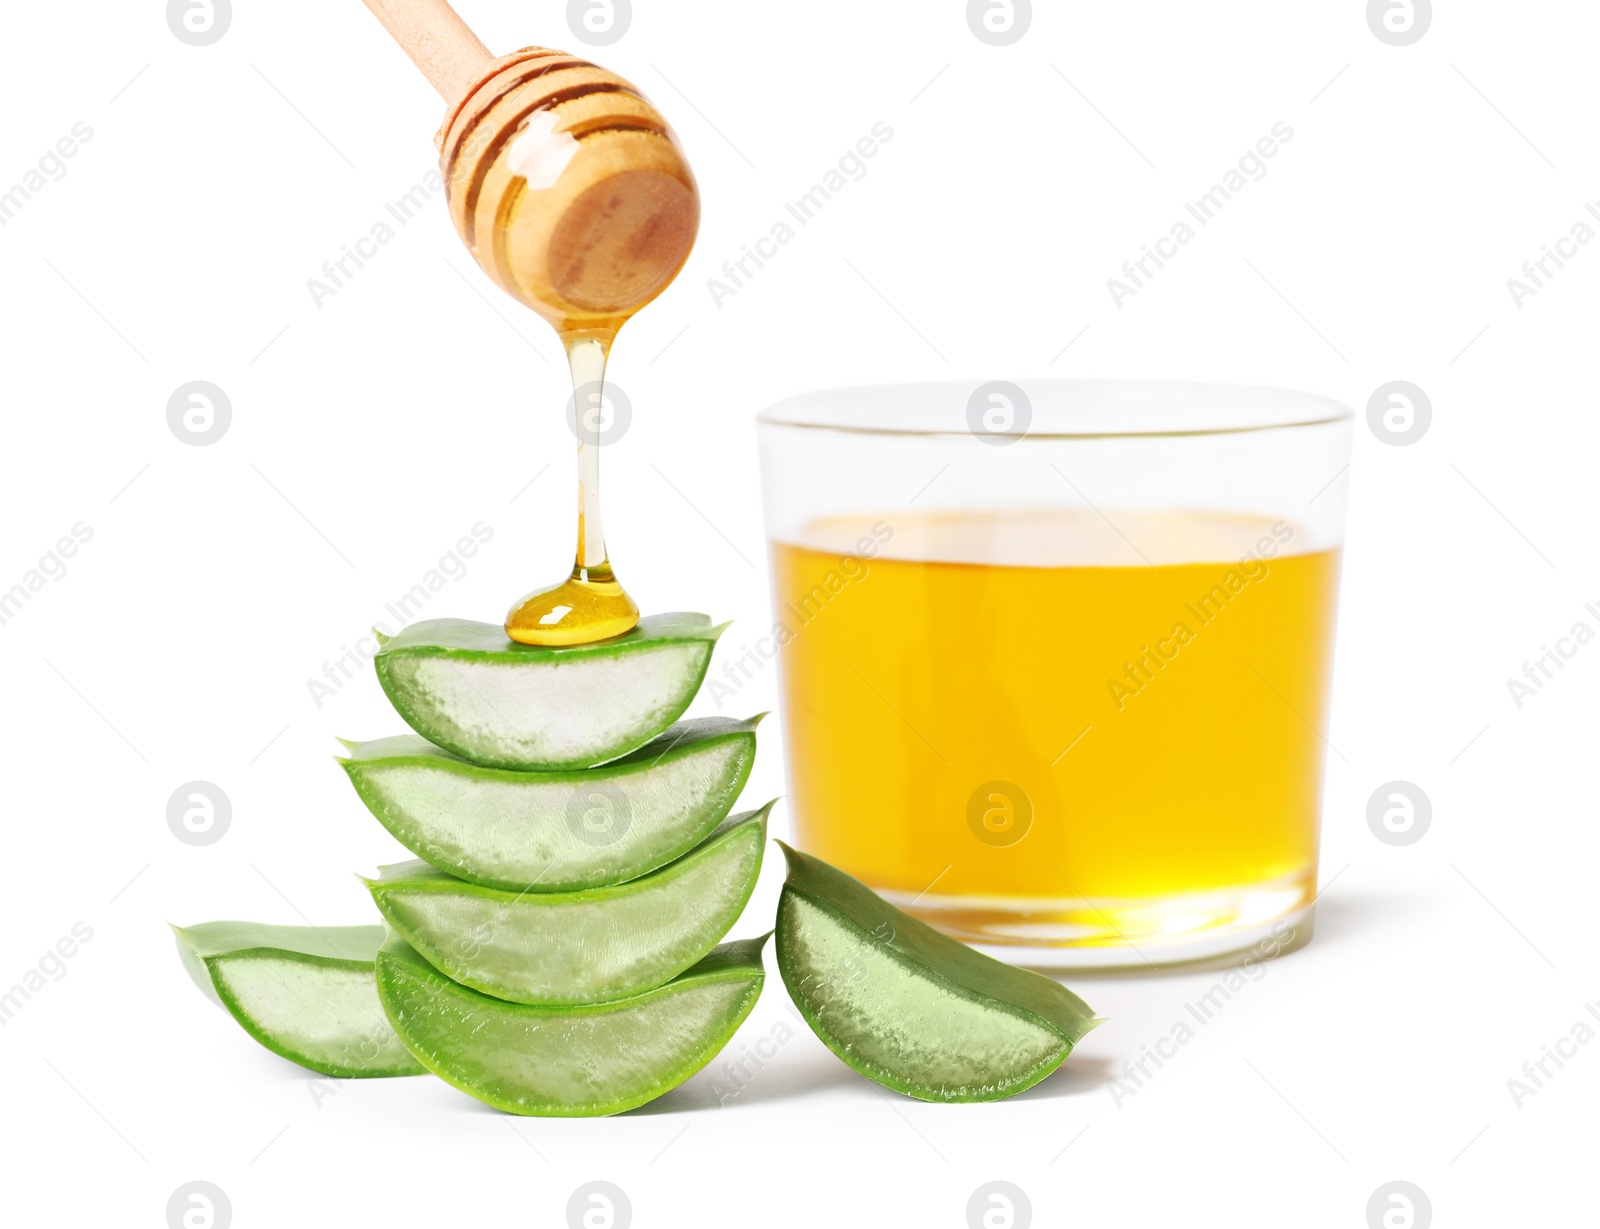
[
  {"left": 377, "top": 931, "right": 768, "bottom": 1116},
  {"left": 774, "top": 844, "right": 1102, "bottom": 1102},
  {"left": 340, "top": 716, "right": 759, "bottom": 892},
  {"left": 173, "top": 922, "right": 425, "bottom": 1079},
  {"left": 364, "top": 804, "right": 770, "bottom": 1005},
  {"left": 373, "top": 614, "right": 725, "bottom": 770}
]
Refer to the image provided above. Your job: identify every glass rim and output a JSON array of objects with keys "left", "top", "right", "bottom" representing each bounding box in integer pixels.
[{"left": 756, "top": 379, "right": 1355, "bottom": 442}]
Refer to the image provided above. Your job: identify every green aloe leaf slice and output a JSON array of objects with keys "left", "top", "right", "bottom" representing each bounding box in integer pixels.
[
  {"left": 373, "top": 614, "right": 726, "bottom": 770},
  {"left": 340, "top": 716, "right": 760, "bottom": 892},
  {"left": 363, "top": 804, "right": 770, "bottom": 1005},
  {"left": 173, "top": 922, "right": 425, "bottom": 1079},
  {"left": 377, "top": 931, "right": 768, "bottom": 1116},
  {"left": 774, "top": 844, "right": 1102, "bottom": 1102}
]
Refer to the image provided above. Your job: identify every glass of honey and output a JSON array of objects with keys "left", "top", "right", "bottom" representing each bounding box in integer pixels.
[{"left": 757, "top": 382, "right": 1353, "bottom": 968}]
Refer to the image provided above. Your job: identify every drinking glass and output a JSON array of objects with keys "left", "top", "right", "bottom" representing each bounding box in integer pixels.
[{"left": 757, "top": 381, "right": 1353, "bottom": 968}]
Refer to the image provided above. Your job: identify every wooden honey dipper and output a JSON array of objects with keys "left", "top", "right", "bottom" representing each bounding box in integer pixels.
[
  {"left": 362, "top": 0, "right": 699, "bottom": 333},
  {"left": 362, "top": 0, "right": 701, "bottom": 644}
]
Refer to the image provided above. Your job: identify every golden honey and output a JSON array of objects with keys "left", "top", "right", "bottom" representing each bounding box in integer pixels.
[{"left": 502, "top": 329, "right": 641, "bottom": 645}]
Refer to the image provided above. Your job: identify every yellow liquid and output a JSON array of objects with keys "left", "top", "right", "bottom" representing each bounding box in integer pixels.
[
  {"left": 771, "top": 509, "right": 1341, "bottom": 953},
  {"left": 505, "top": 329, "right": 640, "bottom": 645},
  {"left": 503, "top": 558, "right": 640, "bottom": 646}
]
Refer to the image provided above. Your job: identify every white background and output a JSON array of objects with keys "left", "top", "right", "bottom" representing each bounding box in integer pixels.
[{"left": 1, "top": 1, "right": 1594, "bottom": 1226}]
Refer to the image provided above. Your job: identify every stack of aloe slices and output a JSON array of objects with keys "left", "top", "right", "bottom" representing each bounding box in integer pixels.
[
  {"left": 177, "top": 615, "right": 773, "bottom": 1115},
  {"left": 175, "top": 612, "right": 1105, "bottom": 1111}
]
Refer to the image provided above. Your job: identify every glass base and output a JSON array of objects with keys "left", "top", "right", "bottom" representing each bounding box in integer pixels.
[{"left": 883, "top": 869, "right": 1316, "bottom": 971}]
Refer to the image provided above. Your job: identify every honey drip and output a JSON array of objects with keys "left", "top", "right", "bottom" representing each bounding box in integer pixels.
[{"left": 504, "top": 329, "right": 641, "bottom": 645}]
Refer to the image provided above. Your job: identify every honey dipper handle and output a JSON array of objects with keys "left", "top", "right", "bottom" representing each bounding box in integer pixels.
[{"left": 361, "top": 0, "right": 495, "bottom": 101}]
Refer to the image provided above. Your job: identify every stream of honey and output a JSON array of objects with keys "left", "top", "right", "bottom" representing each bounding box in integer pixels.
[{"left": 502, "top": 329, "right": 640, "bottom": 645}]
